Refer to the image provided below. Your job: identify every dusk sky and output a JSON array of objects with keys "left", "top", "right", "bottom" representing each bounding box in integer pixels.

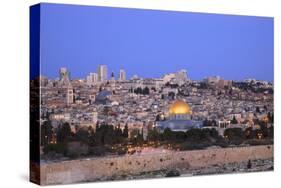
[{"left": 40, "top": 3, "right": 273, "bottom": 82}]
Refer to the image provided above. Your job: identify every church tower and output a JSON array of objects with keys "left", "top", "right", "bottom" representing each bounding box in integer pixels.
[{"left": 66, "top": 87, "right": 74, "bottom": 106}]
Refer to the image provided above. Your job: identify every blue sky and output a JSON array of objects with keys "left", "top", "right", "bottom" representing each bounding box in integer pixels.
[{"left": 39, "top": 3, "right": 274, "bottom": 81}]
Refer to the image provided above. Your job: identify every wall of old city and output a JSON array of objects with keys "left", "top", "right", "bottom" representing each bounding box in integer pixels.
[{"left": 40, "top": 145, "right": 273, "bottom": 185}]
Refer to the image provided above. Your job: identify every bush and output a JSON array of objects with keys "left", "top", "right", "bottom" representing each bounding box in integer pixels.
[
  {"left": 43, "top": 143, "right": 67, "bottom": 155},
  {"left": 179, "top": 141, "right": 211, "bottom": 151},
  {"left": 165, "top": 170, "right": 180, "bottom": 177},
  {"left": 115, "top": 147, "right": 127, "bottom": 155},
  {"left": 224, "top": 128, "right": 244, "bottom": 142},
  {"left": 66, "top": 141, "right": 88, "bottom": 159},
  {"left": 88, "top": 146, "right": 109, "bottom": 156}
]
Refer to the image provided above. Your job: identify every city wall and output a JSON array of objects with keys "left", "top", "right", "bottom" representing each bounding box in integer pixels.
[{"left": 40, "top": 145, "right": 273, "bottom": 185}]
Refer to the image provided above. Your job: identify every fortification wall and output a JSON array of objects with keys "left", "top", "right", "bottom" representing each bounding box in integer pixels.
[{"left": 40, "top": 145, "right": 273, "bottom": 185}]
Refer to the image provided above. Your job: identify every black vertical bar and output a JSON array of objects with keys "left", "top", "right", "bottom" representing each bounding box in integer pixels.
[{"left": 29, "top": 4, "right": 41, "bottom": 185}]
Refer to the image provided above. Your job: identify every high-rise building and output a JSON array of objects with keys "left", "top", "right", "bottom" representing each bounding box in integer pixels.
[
  {"left": 119, "top": 69, "right": 126, "bottom": 81},
  {"left": 97, "top": 65, "right": 107, "bottom": 82},
  {"left": 92, "top": 73, "right": 98, "bottom": 83},
  {"left": 86, "top": 72, "right": 98, "bottom": 85}
]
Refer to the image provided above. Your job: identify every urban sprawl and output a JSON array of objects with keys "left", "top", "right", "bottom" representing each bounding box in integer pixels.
[{"left": 33, "top": 65, "right": 273, "bottom": 160}]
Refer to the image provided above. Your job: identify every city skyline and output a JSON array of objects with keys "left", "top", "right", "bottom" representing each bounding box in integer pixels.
[
  {"left": 42, "top": 65, "right": 273, "bottom": 84},
  {"left": 39, "top": 3, "right": 273, "bottom": 82}
]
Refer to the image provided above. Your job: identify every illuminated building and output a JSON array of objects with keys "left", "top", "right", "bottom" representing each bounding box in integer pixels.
[{"left": 156, "top": 100, "right": 202, "bottom": 132}]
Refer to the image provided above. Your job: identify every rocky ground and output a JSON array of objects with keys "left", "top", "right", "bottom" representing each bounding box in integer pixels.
[{"left": 101, "top": 158, "right": 273, "bottom": 181}]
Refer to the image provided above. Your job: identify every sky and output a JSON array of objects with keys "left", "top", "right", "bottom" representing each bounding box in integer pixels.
[{"left": 39, "top": 3, "right": 274, "bottom": 82}]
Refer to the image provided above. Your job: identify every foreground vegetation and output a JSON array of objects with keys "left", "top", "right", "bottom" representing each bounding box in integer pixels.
[{"left": 41, "top": 120, "right": 273, "bottom": 160}]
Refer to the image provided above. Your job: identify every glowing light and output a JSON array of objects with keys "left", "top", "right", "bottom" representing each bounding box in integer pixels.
[{"left": 169, "top": 100, "right": 191, "bottom": 115}]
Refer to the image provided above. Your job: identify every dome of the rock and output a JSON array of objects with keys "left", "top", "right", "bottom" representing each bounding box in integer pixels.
[{"left": 169, "top": 100, "right": 191, "bottom": 115}]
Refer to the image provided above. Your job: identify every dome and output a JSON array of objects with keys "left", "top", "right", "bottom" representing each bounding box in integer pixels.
[{"left": 169, "top": 100, "right": 191, "bottom": 115}]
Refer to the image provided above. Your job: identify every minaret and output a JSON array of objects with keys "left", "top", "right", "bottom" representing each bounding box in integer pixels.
[
  {"left": 111, "top": 72, "right": 115, "bottom": 82},
  {"left": 110, "top": 72, "right": 116, "bottom": 90}
]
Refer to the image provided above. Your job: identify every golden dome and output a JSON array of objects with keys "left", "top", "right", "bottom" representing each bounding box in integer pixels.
[{"left": 169, "top": 100, "right": 191, "bottom": 115}]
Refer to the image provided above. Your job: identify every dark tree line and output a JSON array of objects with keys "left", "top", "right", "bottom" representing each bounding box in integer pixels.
[
  {"left": 148, "top": 127, "right": 219, "bottom": 144},
  {"left": 41, "top": 120, "right": 53, "bottom": 146},
  {"left": 42, "top": 122, "right": 130, "bottom": 158},
  {"left": 130, "top": 87, "right": 150, "bottom": 95},
  {"left": 203, "top": 119, "right": 218, "bottom": 127}
]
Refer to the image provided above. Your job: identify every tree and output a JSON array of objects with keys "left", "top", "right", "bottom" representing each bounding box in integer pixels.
[
  {"left": 134, "top": 87, "right": 143, "bottom": 95},
  {"left": 43, "top": 143, "right": 67, "bottom": 156},
  {"left": 256, "top": 106, "right": 261, "bottom": 113},
  {"left": 88, "top": 126, "right": 96, "bottom": 146},
  {"left": 75, "top": 128, "right": 90, "bottom": 144},
  {"left": 203, "top": 119, "right": 217, "bottom": 127},
  {"left": 147, "top": 128, "right": 160, "bottom": 141},
  {"left": 163, "top": 128, "right": 174, "bottom": 141},
  {"left": 268, "top": 126, "right": 274, "bottom": 139},
  {"left": 122, "top": 124, "right": 129, "bottom": 138},
  {"left": 186, "top": 129, "right": 202, "bottom": 142},
  {"left": 267, "top": 112, "right": 274, "bottom": 123},
  {"left": 247, "top": 160, "right": 252, "bottom": 169},
  {"left": 168, "top": 92, "right": 175, "bottom": 100},
  {"left": 103, "top": 125, "right": 115, "bottom": 145},
  {"left": 244, "top": 127, "right": 255, "bottom": 139},
  {"left": 155, "top": 114, "right": 161, "bottom": 121},
  {"left": 143, "top": 87, "right": 150, "bottom": 95},
  {"left": 203, "top": 119, "right": 211, "bottom": 127},
  {"left": 224, "top": 128, "right": 244, "bottom": 141},
  {"left": 230, "top": 116, "right": 238, "bottom": 124},
  {"left": 56, "top": 122, "right": 72, "bottom": 143},
  {"left": 130, "top": 129, "right": 143, "bottom": 145},
  {"left": 211, "top": 120, "right": 217, "bottom": 127},
  {"left": 41, "top": 120, "right": 53, "bottom": 146}
]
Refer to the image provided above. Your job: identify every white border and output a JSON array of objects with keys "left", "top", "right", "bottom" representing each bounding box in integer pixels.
[{"left": 0, "top": 0, "right": 279, "bottom": 188}]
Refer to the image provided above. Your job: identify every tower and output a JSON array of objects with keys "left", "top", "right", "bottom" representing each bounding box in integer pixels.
[
  {"left": 111, "top": 72, "right": 115, "bottom": 81},
  {"left": 66, "top": 87, "right": 74, "bottom": 106},
  {"left": 97, "top": 65, "right": 108, "bottom": 82},
  {"left": 59, "top": 67, "right": 71, "bottom": 86},
  {"left": 119, "top": 69, "right": 126, "bottom": 81}
]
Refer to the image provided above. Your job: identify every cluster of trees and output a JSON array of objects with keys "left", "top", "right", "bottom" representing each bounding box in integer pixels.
[
  {"left": 41, "top": 120, "right": 53, "bottom": 146},
  {"left": 148, "top": 128, "right": 219, "bottom": 143},
  {"left": 202, "top": 119, "right": 217, "bottom": 127},
  {"left": 129, "top": 87, "right": 150, "bottom": 95},
  {"left": 42, "top": 122, "right": 131, "bottom": 159},
  {"left": 224, "top": 125, "right": 273, "bottom": 145},
  {"left": 147, "top": 127, "right": 222, "bottom": 150},
  {"left": 93, "top": 124, "right": 129, "bottom": 145},
  {"left": 147, "top": 124, "right": 273, "bottom": 151},
  {"left": 41, "top": 117, "right": 274, "bottom": 159},
  {"left": 233, "top": 81, "right": 273, "bottom": 94}
]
